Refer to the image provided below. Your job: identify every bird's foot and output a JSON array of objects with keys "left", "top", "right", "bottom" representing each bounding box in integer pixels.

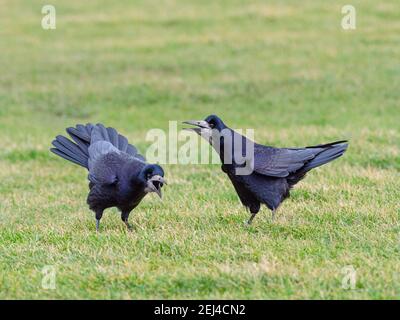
[
  {"left": 124, "top": 221, "right": 133, "bottom": 231},
  {"left": 246, "top": 213, "right": 256, "bottom": 226}
]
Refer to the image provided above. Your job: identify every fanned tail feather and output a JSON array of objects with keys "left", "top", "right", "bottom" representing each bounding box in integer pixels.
[
  {"left": 92, "top": 124, "right": 146, "bottom": 162},
  {"left": 51, "top": 123, "right": 146, "bottom": 167},
  {"left": 50, "top": 123, "right": 94, "bottom": 168}
]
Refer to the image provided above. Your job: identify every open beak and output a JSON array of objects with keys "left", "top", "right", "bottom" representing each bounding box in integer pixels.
[
  {"left": 182, "top": 120, "right": 211, "bottom": 133},
  {"left": 147, "top": 175, "right": 167, "bottom": 199},
  {"left": 182, "top": 120, "right": 212, "bottom": 136}
]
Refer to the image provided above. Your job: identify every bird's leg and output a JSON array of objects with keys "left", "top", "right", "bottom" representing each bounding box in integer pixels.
[
  {"left": 271, "top": 209, "right": 276, "bottom": 221},
  {"left": 95, "top": 210, "right": 103, "bottom": 232},
  {"left": 247, "top": 213, "right": 257, "bottom": 225},
  {"left": 121, "top": 212, "right": 133, "bottom": 231}
]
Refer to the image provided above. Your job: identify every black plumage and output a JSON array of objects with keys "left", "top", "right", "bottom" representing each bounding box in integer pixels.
[
  {"left": 50, "top": 123, "right": 166, "bottom": 231},
  {"left": 184, "top": 115, "right": 348, "bottom": 224}
]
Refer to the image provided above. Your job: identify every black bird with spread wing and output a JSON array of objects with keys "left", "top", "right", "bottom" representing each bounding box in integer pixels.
[
  {"left": 50, "top": 123, "right": 166, "bottom": 231},
  {"left": 184, "top": 115, "right": 348, "bottom": 224}
]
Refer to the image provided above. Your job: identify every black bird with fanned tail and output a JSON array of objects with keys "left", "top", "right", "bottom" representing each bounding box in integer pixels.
[
  {"left": 184, "top": 115, "right": 348, "bottom": 225},
  {"left": 50, "top": 123, "right": 166, "bottom": 231}
]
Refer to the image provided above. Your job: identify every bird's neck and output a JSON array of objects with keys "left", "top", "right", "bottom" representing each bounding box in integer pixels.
[{"left": 212, "top": 129, "right": 249, "bottom": 167}]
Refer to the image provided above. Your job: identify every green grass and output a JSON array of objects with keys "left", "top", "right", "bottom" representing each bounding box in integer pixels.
[{"left": 0, "top": 0, "right": 399, "bottom": 299}]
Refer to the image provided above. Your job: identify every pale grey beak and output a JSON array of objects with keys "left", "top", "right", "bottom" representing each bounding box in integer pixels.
[
  {"left": 182, "top": 120, "right": 212, "bottom": 136},
  {"left": 182, "top": 120, "right": 211, "bottom": 130},
  {"left": 146, "top": 175, "right": 166, "bottom": 199}
]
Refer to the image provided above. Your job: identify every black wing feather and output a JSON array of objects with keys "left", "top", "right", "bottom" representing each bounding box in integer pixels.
[{"left": 253, "top": 141, "right": 348, "bottom": 177}]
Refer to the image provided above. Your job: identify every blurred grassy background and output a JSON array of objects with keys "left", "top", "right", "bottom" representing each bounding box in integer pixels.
[{"left": 0, "top": 0, "right": 399, "bottom": 299}]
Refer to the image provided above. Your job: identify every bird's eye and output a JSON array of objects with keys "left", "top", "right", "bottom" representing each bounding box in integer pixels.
[{"left": 209, "top": 122, "right": 215, "bottom": 128}]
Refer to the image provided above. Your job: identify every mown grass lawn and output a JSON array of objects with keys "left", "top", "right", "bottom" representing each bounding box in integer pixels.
[{"left": 0, "top": 0, "right": 399, "bottom": 299}]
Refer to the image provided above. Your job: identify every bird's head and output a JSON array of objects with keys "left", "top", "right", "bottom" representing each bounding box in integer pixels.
[
  {"left": 183, "top": 115, "right": 228, "bottom": 147},
  {"left": 140, "top": 164, "right": 166, "bottom": 198},
  {"left": 183, "top": 114, "right": 226, "bottom": 133}
]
